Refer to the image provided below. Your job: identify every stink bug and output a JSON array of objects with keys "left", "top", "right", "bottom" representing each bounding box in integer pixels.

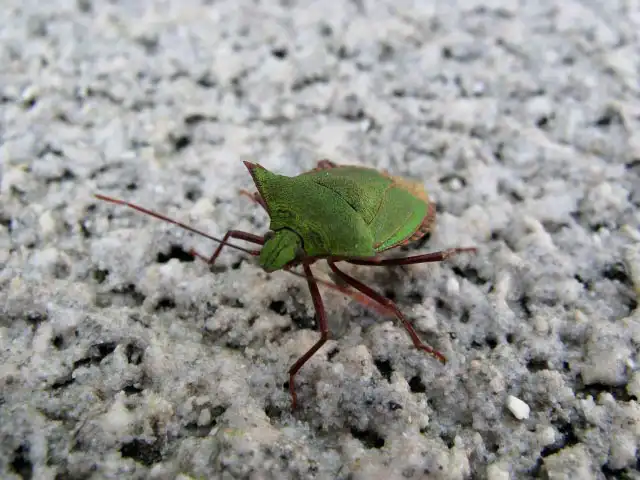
[{"left": 95, "top": 160, "right": 476, "bottom": 409}]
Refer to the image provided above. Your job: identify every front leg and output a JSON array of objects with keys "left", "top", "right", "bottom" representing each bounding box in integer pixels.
[
  {"left": 287, "top": 261, "right": 330, "bottom": 409},
  {"left": 190, "top": 230, "right": 265, "bottom": 265},
  {"left": 239, "top": 189, "right": 268, "bottom": 211}
]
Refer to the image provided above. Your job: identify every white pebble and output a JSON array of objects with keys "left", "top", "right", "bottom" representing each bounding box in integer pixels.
[
  {"left": 506, "top": 395, "right": 530, "bottom": 420},
  {"left": 627, "top": 371, "right": 640, "bottom": 398},
  {"left": 1, "top": 166, "right": 28, "bottom": 194},
  {"left": 39, "top": 210, "right": 56, "bottom": 237},
  {"left": 197, "top": 408, "right": 212, "bottom": 427},
  {"left": 101, "top": 393, "right": 133, "bottom": 434},
  {"left": 448, "top": 177, "right": 464, "bottom": 191},
  {"left": 190, "top": 198, "right": 215, "bottom": 219},
  {"left": 446, "top": 276, "right": 460, "bottom": 296},
  {"left": 533, "top": 316, "right": 549, "bottom": 334},
  {"left": 538, "top": 426, "right": 556, "bottom": 446},
  {"left": 487, "top": 463, "right": 510, "bottom": 480}
]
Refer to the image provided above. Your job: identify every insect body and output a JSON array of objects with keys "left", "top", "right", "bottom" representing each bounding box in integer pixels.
[
  {"left": 249, "top": 160, "right": 434, "bottom": 269},
  {"left": 95, "top": 160, "right": 476, "bottom": 409}
]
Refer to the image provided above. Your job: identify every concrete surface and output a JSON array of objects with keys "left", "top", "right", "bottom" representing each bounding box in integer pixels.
[{"left": 1, "top": 0, "right": 640, "bottom": 478}]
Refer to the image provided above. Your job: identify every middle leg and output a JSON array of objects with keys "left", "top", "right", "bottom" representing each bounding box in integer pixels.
[
  {"left": 287, "top": 261, "right": 330, "bottom": 409},
  {"left": 190, "top": 230, "right": 264, "bottom": 264}
]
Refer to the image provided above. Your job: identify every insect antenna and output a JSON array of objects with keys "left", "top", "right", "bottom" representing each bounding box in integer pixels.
[
  {"left": 95, "top": 194, "right": 395, "bottom": 317},
  {"left": 94, "top": 194, "right": 260, "bottom": 257}
]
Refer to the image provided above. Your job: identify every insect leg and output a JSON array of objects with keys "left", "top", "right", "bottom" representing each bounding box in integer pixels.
[
  {"left": 239, "top": 189, "right": 268, "bottom": 211},
  {"left": 287, "top": 262, "right": 330, "bottom": 409},
  {"left": 285, "top": 268, "right": 393, "bottom": 318},
  {"left": 346, "top": 247, "right": 477, "bottom": 266},
  {"left": 190, "top": 230, "right": 265, "bottom": 265},
  {"left": 315, "top": 159, "right": 338, "bottom": 170},
  {"left": 327, "top": 260, "right": 447, "bottom": 364}
]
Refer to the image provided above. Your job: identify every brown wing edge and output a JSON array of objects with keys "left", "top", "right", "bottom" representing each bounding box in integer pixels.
[
  {"left": 300, "top": 162, "right": 437, "bottom": 250},
  {"left": 405, "top": 199, "right": 436, "bottom": 244}
]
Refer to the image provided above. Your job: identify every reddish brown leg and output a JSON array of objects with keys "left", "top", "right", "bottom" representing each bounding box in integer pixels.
[
  {"left": 238, "top": 185, "right": 391, "bottom": 319},
  {"left": 315, "top": 159, "right": 337, "bottom": 170},
  {"left": 239, "top": 189, "right": 268, "bottom": 211},
  {"left": 347, "top": 247, "right": 477, "bottom": 266},
  {"left": 285, "top": 268, "right": 393, "bottom": 318},
  {"left": 327, "top": 260, "right": 447, "bottom": 364},
  {"left": 288, "top": 262, "right": 330, "bottom": 409},
  {"left": 303, "top": 159, "right": 339, "bottom": 175},
  {"left": 190, "top": 230, "right": 265, "bottom": 264}
]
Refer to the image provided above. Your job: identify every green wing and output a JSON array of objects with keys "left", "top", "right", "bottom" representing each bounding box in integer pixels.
[
  {"left": 300, "top": 166, "right": 392, "bottom": 224},
  {"left": 370, "top": 186, "right": 428, "bottom": 251},
  {"left": 301, "top": 166, "right": 429, "bottom": 252},
  {"left": 250, "top": 164, "right": 429, "bottom": 258}
]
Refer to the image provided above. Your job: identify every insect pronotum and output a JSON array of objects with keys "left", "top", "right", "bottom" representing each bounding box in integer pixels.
[{"left": 95, "top": 160, "right": 476, "bottom": 409}]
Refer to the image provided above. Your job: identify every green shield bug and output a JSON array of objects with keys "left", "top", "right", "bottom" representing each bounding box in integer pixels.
[{"left": 95, "top": 160, "right": 476, "bottom": 409}]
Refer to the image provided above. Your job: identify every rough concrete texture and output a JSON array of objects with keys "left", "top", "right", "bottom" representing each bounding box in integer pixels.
[{"left": 1, "top": 0, "right": 640, "bottom": 478}]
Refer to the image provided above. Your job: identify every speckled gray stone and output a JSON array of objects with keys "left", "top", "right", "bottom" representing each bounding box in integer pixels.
[{"left": 1, "top": 0, "right": 640, "bottom": 479}]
